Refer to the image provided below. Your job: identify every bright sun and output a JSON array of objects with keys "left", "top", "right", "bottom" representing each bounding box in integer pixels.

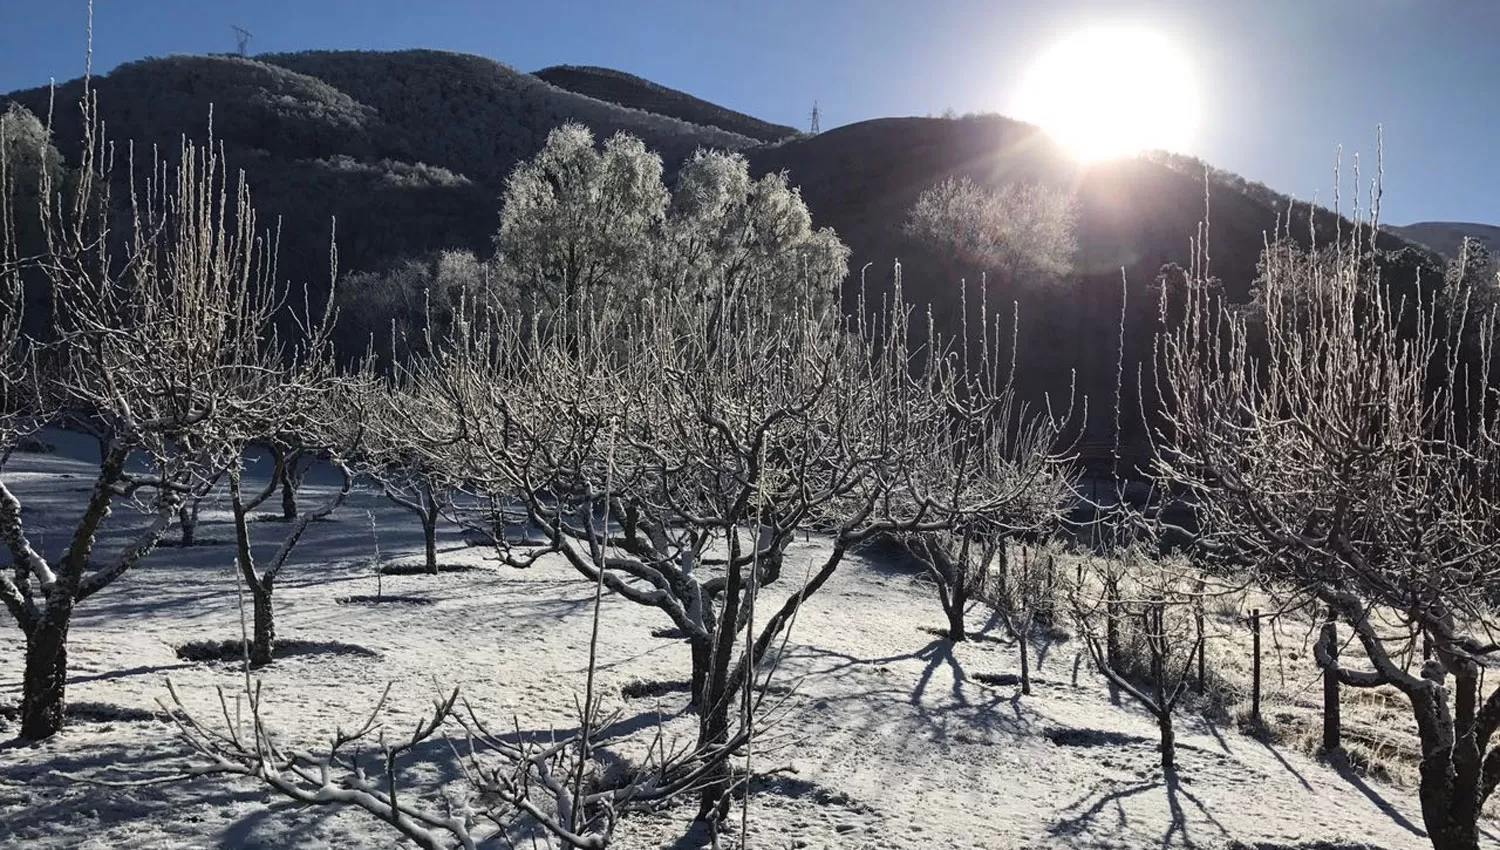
[{"left": 1011, "top": 25, "right": 1199, "bottom": 162}]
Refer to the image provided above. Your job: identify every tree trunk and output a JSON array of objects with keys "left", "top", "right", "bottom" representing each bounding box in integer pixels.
[
  {"left": 697, "top": 556, "right": 745, "bottom": 822},
  {"left": 1040, "top": 555, "right": 1056, "bottom": 626},
  {"left": 689, "top": 636, "right": 713, "bottom": 709},
  {"left": 20, "top": 612, "right": 71, "bottom": 740},
  {"left": 249, "top": 583, "right": 275, "bottom": 668},
  {"left": 1105, "top": 573, "right": 1122, "bottom": 670},
  {"left": 1158, "top": 710, "right": 1176, "bottom": 772},
  {"left": 1020, "top": 626, "right": 1032, "bottom": 698},
  {"left": 995, "top": 540, "right": 1012, "bottom": 610},
  {"left": 1427, "top": 823, "right": 1481, "bottom": 850},
  {"left": 1150, "top": 601, "right": 1174, "bottom": 772},
  {"left": 422, "top": 513, "right": 438, "bottom": 575},
  {"left": 281, "top": 476, "right": 298, "bottom": 521},
  {"left": 944, "top": 584, "right": 967, "bottom": 642},
  {"left": 1322, "top": 617, "right": 1340, "bottom": 752},
  {"left": 1414, "top": 671, "right": 1484, "bottom": 850},
  {"left": 1019, "top": 627, "right": 1032, "bottom": 696},
  {"left": 695, "top": 683, "right": 733, "bottom": 822},
  {"left": 179, "top": 502, "right": 197, "bottom": 546},
  {"left": 1418, "top": 751, "right": 1482, "bottom": 850},
  {"left": 1251, "top": 609, "right": 1263, "bottom": 724}
]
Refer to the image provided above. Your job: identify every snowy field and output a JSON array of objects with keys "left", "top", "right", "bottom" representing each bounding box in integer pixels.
[{"left": 0, "top": 434, "right": 1473, "bottom": 849}]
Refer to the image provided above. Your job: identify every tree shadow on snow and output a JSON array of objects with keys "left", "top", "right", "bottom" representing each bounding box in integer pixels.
[
  {"left": 782, "top": 643, "right": 1041, "bottom": 746},
  {"left": 67, "top": 661, "right": 197, "bottom": 686},
  {"left": 0, "top": 734, "right": 274, "bottom": 849},
  {"left": 1324, "top": 750, "right": 1427, "bottom": 838},
  {"left": 174, "top": 638, "right": 380, "bottom": 664},
  {"left": 1049, "top": 766, "right": 1232, "bottom": 849}
]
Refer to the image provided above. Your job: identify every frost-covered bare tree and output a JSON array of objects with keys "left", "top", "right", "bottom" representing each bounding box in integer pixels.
[
  {"left": 407, "top": 267, "right": 1051, "bottom": 818},
  {"left": 360, "top": 378, "right": 452, "bottom": 575},
  {"left": 896, "top": 531, "right": 1002, "bottom": 642},
  {"left": 223, "top": 321, "right": 368, "bottom": 667},
  {"left": 0, "top": 84, "right": 322, "bottom": 739},
  {"left": 1154, "top": 166, "right": 1500, "bottom": 849},
  {"left": 904, "top": 176, "right": 1078, "bottom": 284},
  {"left": 1072, "top": 548, "right": 1203, "bottom": 770},
  {"left": 889, "top": 290, "right": 1072, "bottom": 642},
  {"left": 998, "top": 544, "right": 1063, "bottom": 696}
]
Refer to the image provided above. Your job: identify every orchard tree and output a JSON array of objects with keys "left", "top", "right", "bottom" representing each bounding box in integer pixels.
[
  {"left": 890, "top": 292, "right": 1073, "bottom": 642},
  {"left": 406, "top": 269, "right": 1057, "bottom": 819},
  {"left": 1072, "top": 548, "right": 1203, "bottom": 770},
  {"left": 223, "top": 304, "right": 366, "bottom": 667},
  {"left": 0, "top": 87, "right": 325, "bottom": 739},
  {"left": 1155, "top": 184, "right": 1500, "bottom": 850},
  {"left": 363, "top": 406, "right": 450, "bottom": 576}
]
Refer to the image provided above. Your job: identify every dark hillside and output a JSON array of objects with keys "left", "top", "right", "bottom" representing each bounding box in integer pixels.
[
  {"left": 534, "top": 64, "right": 799, "bottom": 143},
  {"left": 750, "top": 116, "right": 1438, "bottom": 447},
  {"left": 2, "top": 51, "right": 758, "bottom": 302},
  {"left": 4, "top": 55, "right": 393, "bottom": 162},
  {"left": 1389, "top": 221, "right": 1500, "bottom": 259},
  {"left": 260, "top": 51, "right": 759, "bottom": 185},
  {"left": 1, "top": 52, "right": 1442, "bottom": 454}
]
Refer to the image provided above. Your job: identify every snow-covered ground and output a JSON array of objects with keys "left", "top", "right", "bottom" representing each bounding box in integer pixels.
[{"left": 0, "top": 435, "right": 1470, "bottom": 849}]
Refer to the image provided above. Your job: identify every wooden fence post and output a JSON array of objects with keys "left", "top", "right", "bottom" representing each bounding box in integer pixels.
[
  {"left": 1250, "top": 609, "right": 1262, "bottom": 724},
  {"left": 1195, "top": 578, "right": 1207, "bottom": 692}
]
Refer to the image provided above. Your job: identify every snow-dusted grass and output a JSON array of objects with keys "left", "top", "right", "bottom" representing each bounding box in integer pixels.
[{"left": 0, "top": 437, "right": 1470, "bottom": 848}]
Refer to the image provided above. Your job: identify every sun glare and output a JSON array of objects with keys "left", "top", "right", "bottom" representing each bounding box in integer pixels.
[{"left": 1011, "top": 25, "right": 1199, "bottom": 162}]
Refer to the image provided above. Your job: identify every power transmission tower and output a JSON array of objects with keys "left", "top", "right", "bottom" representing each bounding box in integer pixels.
[
  {"left": 232, "top": 25, "right": 253, "bottom": 58},
  {"left": 809, "top": 101, "right": 821, "bottom": 134}
]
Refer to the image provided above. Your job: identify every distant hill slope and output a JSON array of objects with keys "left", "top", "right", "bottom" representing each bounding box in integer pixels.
[
  {"left": 0, "top": 51, "right": 1443, "bottom": 447},
  {"left": 748, "top": 115, "right": 1437, "bottom": 444},
  {"left": 2, "top": 51, "right": 758, "bottom": 292},
  {"left": 260, "top": 51, "right": 759, "bottom": 184},
  {"left": 1388, "top": 221, "right": 1500, "bottom": 259},
  {"left": 534, "top": 64, "right": 799, "bottom": 143}
]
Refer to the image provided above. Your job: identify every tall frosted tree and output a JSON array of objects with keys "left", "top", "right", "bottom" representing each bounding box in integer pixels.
[
  {"left": 904, "top": 176, "right": 1078, "bottom": 285},
  {"left": 661, "top": 148, "right": 847, "bottom": 316},
  {"left": 1, "top": 104, "right": 66, "bottom": 337},
  {"left": 0, "top": 104, "right": 63, "bottom": 197},
  {"left": 494, "top": 124, "right": 667, "bottom": 313},
  {"left": 494, "top": 125, "right": 847, "bottom": 317}
]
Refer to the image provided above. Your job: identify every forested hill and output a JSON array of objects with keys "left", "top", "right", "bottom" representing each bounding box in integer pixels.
[
  {"left": 1388, "top": 221, "right": 1500, "bottom": 259},
  {"left": 534, "top": 64, "right": 800, "bottom": 143},
  {"left": 1, "top": 49, "right": 1449, "bottom": 446}
]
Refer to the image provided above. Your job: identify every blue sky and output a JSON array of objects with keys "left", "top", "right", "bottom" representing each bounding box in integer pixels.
[{"left": 0, "top": 0, "right": 1494, "bottom": 225}]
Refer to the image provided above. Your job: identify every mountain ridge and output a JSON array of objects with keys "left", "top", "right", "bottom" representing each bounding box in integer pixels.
[
  {"left": 1388, "top": 221, "right": 1500, "bottom": 259},
  {"left": 533, "top": 64, "right": 799, "bottom": 143},
  {"left": 0, "top": 49, "right": 1459, "bottom": 443}
]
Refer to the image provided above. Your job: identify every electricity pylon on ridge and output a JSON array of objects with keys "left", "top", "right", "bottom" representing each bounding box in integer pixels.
[{"left": 232, "top": 25, "right": 253, "bottom": 58}]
